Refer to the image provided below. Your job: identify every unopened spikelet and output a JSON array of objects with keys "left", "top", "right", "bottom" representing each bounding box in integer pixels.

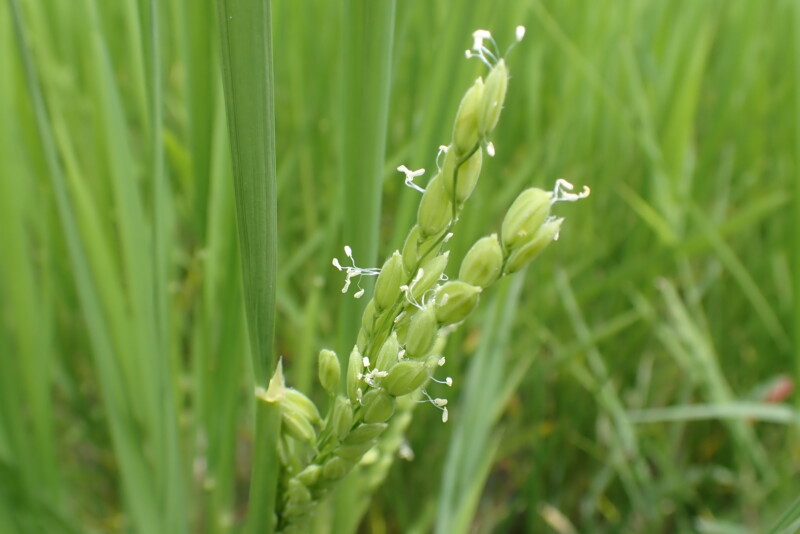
[
  {"left": 381, "top": 360, "right": 429, "bottom": 396},
  {"left": 435, "top": 281, "right": 482, "bottom": 325},
  {"left": 504, "top": 217, "right": 563, "bottom": 274},
  {"left": 479, "top": 59, "right": 509, "bottom": 136},
  {"left": 281, "top": 409, "right": 317, "bottom": 445},
  {"left": 361, "top": 389, "right": 395, "bottom": 423},
  {"left": 346, "top": 345, "right": 363, "bottom": 404},
  {"left": 375, "top": 332, "right": 400, "bottom": 372},
  {"left": 401, "top": 226, "right": 422, "bottom": 272},
  {"left": 441, "top": 145, "right": 483, "bottom": 204},
  {"left": 331, "top": 395, "right": 354, "bottom": 440},
  {"left": 318, "top": 349, "right": 340, "bottom": 395},
  {"left": 296, "top": 464, "right": 322, "bottom": 487},
  {"left": 453, "top": 77, "right": 485, "bottom": 155},
  {"left": 501, "top": 187, "right": 552, "bottom": 250},
  {"left": 361, "top": 300, "right": 378, "bottom": 335},
  {"left": 322, "top": 456, "right": 352, "bottom": 481},
  {"left": 410, "top": 252, "right": 449, "bottom": 302},
  {"left": 283, "top": 388, "right": 322, "bottom": 425},
  {"left": 405, "top": 306, "right": 438, "bottom": 359},
  {"left": 459, "top": 234, "right": 503, "bottom": 288},
  {"left": 286, "top": 478, "right": 312, "bottom": 506},
  {"left": 374, "top": 251, "right": 406, "bottom": 309},
  {"left": 417, "top": 175, "right": 453, "bottom": 237},
  {"left": 417, "top": 229, "right": 448, "bottom": 263},
  {"left": 335, "top": 440, "right": 378, "bottom": 461},
  {"left": 344, "top": 422, "right": 388, "bottom": 444}
]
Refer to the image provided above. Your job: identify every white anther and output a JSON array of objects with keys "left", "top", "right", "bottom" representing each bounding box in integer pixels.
[
  {"left": 438, "top": 356, "right": 446, "bottom": 366},
  {"left": 442, "top": 407, "right": 449, "bottom": 423},
  {"left": 398, "top": 165, "right": 426, "bottom": 193},
  {"left": 362, "top": 356, "right": 370, "bottom": 368},
  {"left": 432, "top": 375, "right": 453, "bottom": 387},
  {"left": 356, "top": 388, "right": 363, "bottom": 404},
  {"left": 443, "top": 232, "right": 454, "bottom": 243},
  {"left": 472, "top": 29, "right": 492, "bottom": 50},
  {"left": 333, "top": 245, "right": 381, "bottom": 296},
  {"left": 467, "top": 29, "right": 499, "bottom": 67},
  {"left": 516, "top": 25, "right": 526, "bottom": 42},
  {"left": 486, "top": 142, "right": 496, "bottom": 157},
  {"left": 433, "top": 398, "right": 448, "bottom": 408},
  {"left": 552, "top": 178, "right": 591, "bottom": 204}
]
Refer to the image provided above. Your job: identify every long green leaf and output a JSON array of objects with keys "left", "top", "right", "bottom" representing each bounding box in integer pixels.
[{"left": 215, "top": 0, "right": 280, "bottom": 532}]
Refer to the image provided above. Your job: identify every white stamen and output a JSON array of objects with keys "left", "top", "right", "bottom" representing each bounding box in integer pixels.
[
  {"left": 486, "top": 142, "right": 496, "bottom": 157},
  {"left": 397, "top": 349, "right": 406, "bottom": 360},
  {"left": 418, "top": 389, "right": 450, "bottom": 422},
  {"left": 432, "top": 375, "right": 453, "bottom": 387},
  {"left": 516, "top": 25, "right": 526, "bottom": 42},
  {"left": 398, "top": 165, "right": 426, "bottom": 193},
  {"left": 333, "top": 245, "right": 381, "bottom": 296},
  {"left": 362, "top": 356, "right": 370, "bottom": 368},
  {"left": 552, "top": 178, "right": 591, "bottom": 203},
  {"left": 438, "top": 356, "right": 446, "bottom": 366}
]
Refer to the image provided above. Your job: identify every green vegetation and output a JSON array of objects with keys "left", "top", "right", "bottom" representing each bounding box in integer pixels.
[{"left": 1, "top": 1, "right": 797, "bottom": 533}]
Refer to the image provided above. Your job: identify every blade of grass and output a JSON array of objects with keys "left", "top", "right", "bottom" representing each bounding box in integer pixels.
[
  {"left": 141, "top": 0, "right": 188, "bottom": 531},
  {"left": 0, "top": 9, "right": 61, "bottom": 508},
  {"left": 436, "top": 274, "right": 525, "bottom": 534},
  {"left": 335, "top": 0, "right": 396, "bottom": 353},
  {"left": 331, "top": 2, "right": 396, "bottom": 532},
  {"left": 793, "top": 0, "right": 800, "bottom": 413},
  {"left": 554, "top": 269, "right": 654, "bottom": 522},
  {"left": 215, "top": 0, "right": 280, "bottom": 532},
  {"left": 8, "top": 0, "right": 162, "bottom": 531}
]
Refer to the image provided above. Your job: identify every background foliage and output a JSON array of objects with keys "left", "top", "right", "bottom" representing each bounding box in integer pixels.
[{"left": 1, "top": 0, "right": 798, "bottom": 533}]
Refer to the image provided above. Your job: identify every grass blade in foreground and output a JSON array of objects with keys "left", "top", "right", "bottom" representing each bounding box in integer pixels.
[
  {"left": 435, "top": 275, "right": 526, "bottom": 534},
  {"left": 333, "top": 1, "right": 396, "bottom": 531},
  {"left": 216, "top": 0, "right": 280, "bottom": 532}
]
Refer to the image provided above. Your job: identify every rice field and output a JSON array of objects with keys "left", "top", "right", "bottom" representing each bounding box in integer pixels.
[{"left": 1, "top": 0, "right": 798, "bottom": 533}]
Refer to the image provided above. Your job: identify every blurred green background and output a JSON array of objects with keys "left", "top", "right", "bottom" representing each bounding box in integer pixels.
[{"left": 1, "top": 0, "right": 798, "bottom": 533}]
